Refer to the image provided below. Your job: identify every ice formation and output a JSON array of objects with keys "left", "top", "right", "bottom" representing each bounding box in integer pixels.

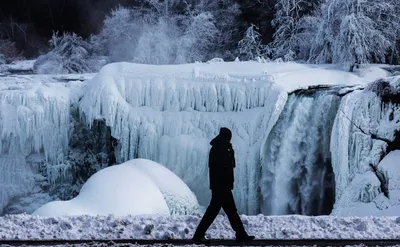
[
  {"left": 78, "top": 62, "right": 288, "bottom": 214},
  {"left": 34, "top": 159, "right": 198, "bottom": 217},
  {"left": 261, "top": 89, "right": 340, "bottom": 215},
  {"left": 331, "top": 76, "right": 400, "bottom": 215},
  {"left": 77, "top": 62, "right": 393, "bottom": 215},
  {"left": 0, "top": 75, "right": 74, "bottom": 212},
  {"left": 1, "top": 61, "right": 397, "bottom": 216}
]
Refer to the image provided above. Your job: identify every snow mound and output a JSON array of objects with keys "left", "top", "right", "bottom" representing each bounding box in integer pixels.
[
  {"left": 132, "top": 159, "right": 199, "bottom": 215},
  {"left": 33, "top": 159, "right": 199, "bottom": 217}
]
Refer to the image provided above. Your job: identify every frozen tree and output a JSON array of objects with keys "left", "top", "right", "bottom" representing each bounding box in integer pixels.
[
  {"left": 238, "top": 24, "right": 265, "bottom": 60},
  {"left": 34, "top": 32, "right": 93, "bottom": 74},
  {"left": 91, "top": 1, "right": 243, "bottom": 64},
  {"left": 309, "top": 0, "right": 400, "bottom": 71},
  {"left": 177, "top": 12, "right": 218, "bottom": 63},
  {"left": 134, "top": 17, "right": 181, "bottom": 64},
  {"left": 91, "top": 6, "right": 148, "bottom": 62},
  {"left": 270, "top": 0, "right": 320, "bottom": 61},
  {"left": 184, "top": 0, "right": 242, "bottom": 59}
]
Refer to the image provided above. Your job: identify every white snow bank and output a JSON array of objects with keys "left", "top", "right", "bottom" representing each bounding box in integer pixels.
[
  {"left": 2, "top": 214, "right": 400, "bottom": 240},
  {"left": 33, "top": 159, "right": 199, "bottom": 217}
]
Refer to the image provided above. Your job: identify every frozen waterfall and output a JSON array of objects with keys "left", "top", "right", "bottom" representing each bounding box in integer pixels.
[
  {"left": 2, "top": 62, "right": 397, "bottom": 216},
  {"left": 0, "top": 76, "right": 71, "bottom": 212},
  {"left": 260, "top": 87, "right": 340, "bottom": 215},
  {"left": 79, "top": 62, "right": 287, "bottom": 214}
]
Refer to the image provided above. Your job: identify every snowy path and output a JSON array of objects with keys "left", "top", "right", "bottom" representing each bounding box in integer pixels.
[
  {"left": 0, "top": 239, "right": 400, "bottom": 247},
  {"left": 1, "top": 214, "right": 400, "bottom": 240}
]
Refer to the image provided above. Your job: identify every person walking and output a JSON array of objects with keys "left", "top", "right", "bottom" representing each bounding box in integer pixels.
[{"left": 192, "top": 127, "right": 255, "bottom": 243}]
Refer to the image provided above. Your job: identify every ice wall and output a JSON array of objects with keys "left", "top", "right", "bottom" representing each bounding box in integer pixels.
[
  {"left": 260, "top": 88, "right": 340, "bottom": 215},
  {"left": 331, "top": 77, "right": 400, "bottom": 214},
  {"left": 79, "top": 62, "right": 288, "bottom": 214},
  {"left": 0, "top": 75, "right": 89, "bottom": 213}
]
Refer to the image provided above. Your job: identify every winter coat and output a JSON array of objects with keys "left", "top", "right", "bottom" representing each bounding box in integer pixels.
[{"left": 208, "top": 128, "right": 236, "bottom": 190}]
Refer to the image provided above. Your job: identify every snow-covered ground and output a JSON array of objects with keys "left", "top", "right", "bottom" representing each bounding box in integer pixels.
[{"left": 1, "top": 214, "right": 400, "bottom": 240}]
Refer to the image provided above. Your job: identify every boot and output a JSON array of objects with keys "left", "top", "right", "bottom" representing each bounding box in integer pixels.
[
  {"left": 192, "top": 235, "right": 211, "bottom": 244},
  {"left": 235, "top": 234, "right": 255, "bottom": 242}
]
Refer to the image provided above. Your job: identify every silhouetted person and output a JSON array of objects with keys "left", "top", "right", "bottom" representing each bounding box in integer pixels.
[{"left": 192, "top": 127, "right": 255, "bottom": 243}]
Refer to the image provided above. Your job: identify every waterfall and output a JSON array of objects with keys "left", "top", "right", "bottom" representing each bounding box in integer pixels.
[{"left": 260, "top": 88, "right": 341, "bottom": 215}]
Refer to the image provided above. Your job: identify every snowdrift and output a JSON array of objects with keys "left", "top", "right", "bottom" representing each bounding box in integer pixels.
[{"left": 33, "top": 159, "right": 199, "bottom": 217}]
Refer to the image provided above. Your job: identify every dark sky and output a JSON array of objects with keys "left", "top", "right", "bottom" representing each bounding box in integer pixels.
[{"left": 0, "top": 0, "right": 136, "bottom": 37}]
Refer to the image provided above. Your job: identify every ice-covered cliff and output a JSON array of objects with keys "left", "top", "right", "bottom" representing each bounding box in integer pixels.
[
  {"left": 77, "top": 61, "right": 375, "bottom": 214},
  {"left": 1, "top": 61, "right": 398, "bottom": 216}
]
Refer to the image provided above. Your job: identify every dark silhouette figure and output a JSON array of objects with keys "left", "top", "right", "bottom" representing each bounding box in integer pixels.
[{"left": 192, "top": 127, "right": 255, "bottom": 243}]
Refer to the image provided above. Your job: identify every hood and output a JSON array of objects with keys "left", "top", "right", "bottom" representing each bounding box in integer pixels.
[{"left": 210, "top": 127, "right": 232, "bottom": 146}]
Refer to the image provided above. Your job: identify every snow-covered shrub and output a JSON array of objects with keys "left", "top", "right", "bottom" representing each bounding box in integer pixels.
[
  {"left": 34, "top": 33, "right": 94, "bottom": 74},
  {"left": 238, "top": 24, "right": 267, "bottom": 61}
]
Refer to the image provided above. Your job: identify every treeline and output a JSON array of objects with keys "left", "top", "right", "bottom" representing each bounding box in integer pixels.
[{"left": 1, "top": 0, "right": 399, "bottom": 72}]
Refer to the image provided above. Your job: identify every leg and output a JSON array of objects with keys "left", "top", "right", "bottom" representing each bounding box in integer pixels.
[
  {"left": 193, "top": 191, "right": 222, "bottom": 238},
  {"left": 221, "top": 190, "right": 247, "bottom": 237}
]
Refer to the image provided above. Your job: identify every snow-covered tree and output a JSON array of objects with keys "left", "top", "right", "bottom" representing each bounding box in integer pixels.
[
  {"left": 91, "top": 6, "right": 148, "bottom": 62},
  {"left": 309, "top": 0, "right": 400, "bottom": 71},
  {"left": 134, "top": 17, "right": 181, "bottom": 64},
  {"left": 34, "top": 32, "right": 94, "bottom": 74},
  {"left": 270, "top": 0, "right": 320, "bottom": 60},
  {"left": 238, "top": 24, "right": 266, "bottom": 60},
  {"left": 177, "top": 12, "right": 218, "bottom": 63}
]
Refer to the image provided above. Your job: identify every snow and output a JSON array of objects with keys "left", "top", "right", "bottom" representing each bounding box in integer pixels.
[
  {"left": 0, "top": 60, "right": 35, "bottom": 75},
  {"left": 1, "top": 214, "right": 400, "bottom": 240},
  {"left": 33, "top": 159, "right": 199, "bottom": 217},
  {"left": 132, "top": 159, "right": 200, "bottom": 215}
]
